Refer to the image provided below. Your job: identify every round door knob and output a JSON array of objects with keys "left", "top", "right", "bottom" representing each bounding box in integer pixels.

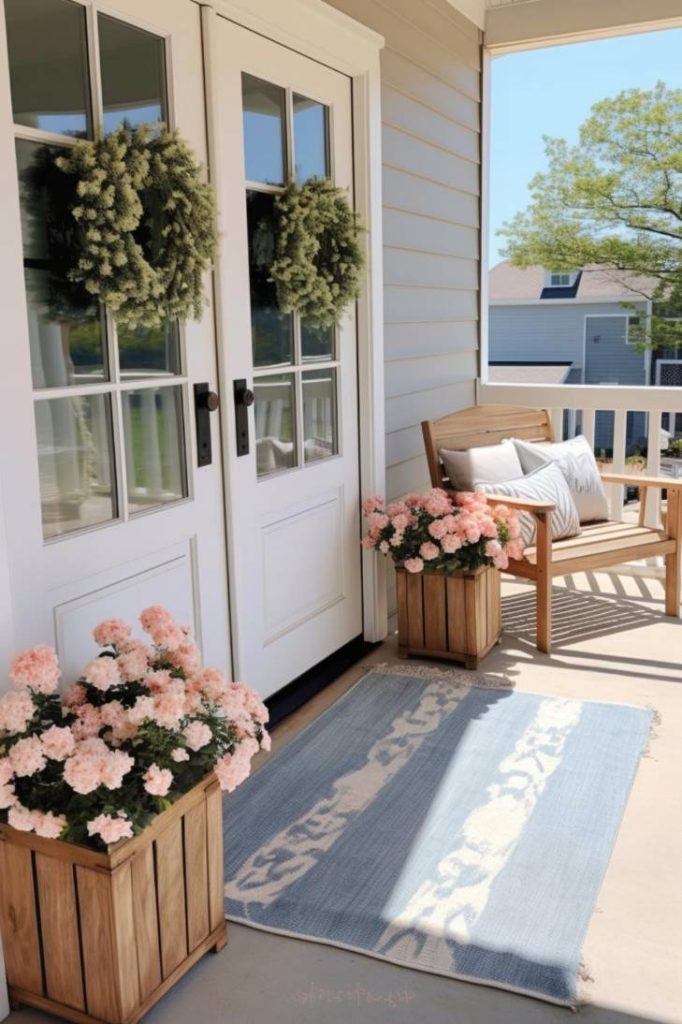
[
  {"left": 200, "top": 390, "right": 220, "bottom": 412},
  {"left": 241, "top": 388, "right": 255, "bottom": 408}
]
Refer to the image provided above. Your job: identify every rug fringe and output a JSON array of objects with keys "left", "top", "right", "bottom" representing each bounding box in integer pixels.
[
  {"left": 369, "top": 661, "right": 515, "bottom": 690},
  {"left": 641, "top": 704, "right": 661, "bottom": 758}
]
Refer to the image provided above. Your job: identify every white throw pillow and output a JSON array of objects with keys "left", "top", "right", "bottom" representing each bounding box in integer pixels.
[
  {"left": 439, "top": 441, "right": 523, "bottom": 491},
  {"left": 476, "top": 461, "right": 581, "bottom": 548},
  {"left": 512, "top": 435, "right": 609, "bottom": 523}
]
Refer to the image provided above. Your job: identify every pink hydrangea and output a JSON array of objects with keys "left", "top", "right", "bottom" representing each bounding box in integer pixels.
[
  {"left": 116, "top": 647, "right": 149, "bottom": 683},
  {"left": 242, "top": 686, "right": 269, "bottom": 725},
  {"left": 63, "top": 739, "right": 108, "bottom": 795},
  {"left": 171, "top": 747, "right": 189, "bottom": 763},
  {"left": 0, "top": 690, "right": 34, "bottom": 734},
  {"left": 9, "top": 736, "right": 46, "bottom": 777},
  {"left": 198, "top": 668, "right": 228, "bottom": 702},
  {"left": 83, "top": 657, "right": 121, "bottom": 692},
  {"left": 9, "top": 645, "right": 61, "bottom": 695},
  {"left": 8, "top": 803, "right": 36, "bottom": 832},
  {"left": 182, "top": 721, "right": 212, "bottom": 751},
  {"left": 63, "top": 682, "right": 87, "bottom": 707},
  {"left": 214, "top": 738, "right": 259, "bottom": 793},
  {"left": 128, "top": 695, "right": 155, "bottom": 726},
  {"left": 33, "top": 811, "right": 66, "bottom": 839},
  {"left": 167, "top": 641, "right": 202, "bottom": 676},
  {"left": 420, "top": 542, "right": 439, "bottom": 561},
  {"left": 361, "top": 495, "right": 384, "bottom": 515},
  {"left": 152, "top": 684, "right": 186, "bottom": 730},
  {"left": 41, "top": 725, "right": 76, "bottom": 761},
  {"left": 139, "top": 606, "right": 185, "bottom": 652},
  {"left": 441, "top": 533, "right": 463, "bottom": 555},
  {"left": 100, "top": 750, "right": 134, "bottom": 790},
  {"left": 87, "top": 813, "right": 133, "bottom": 845},
  {"left": 139, "top": 605, "right": 175, "bottom": 633},
  {"left": 0, "top": 759, "right": 13, "bottom": 785},
  {"left": 0, "top": 784, "right": 16, "bottom": 810},
  {"left": 422, "top": 489, "right": 453, "bottom": 518},
  {"left": 260, "top": 732, "right": 272, "bottom": 752},
  {"left": 428, "top": 519, "right": 448, "bottom": 540},
  {"left": 92, "top": 619, "right": 132, "bottom": 649},
  {"left": 143, "top": 764, "right": 173, "bottom": 797},
  {"left": 404, "top": 557, "right": 424, "bottom": 574},
  {"left": 71, "top": 703, "right": 102, "bottom": 741}
]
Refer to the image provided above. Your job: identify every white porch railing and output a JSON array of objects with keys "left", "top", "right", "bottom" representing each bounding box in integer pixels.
[{"left": 477, "top": 382, "right": 682, "bottom": 527}]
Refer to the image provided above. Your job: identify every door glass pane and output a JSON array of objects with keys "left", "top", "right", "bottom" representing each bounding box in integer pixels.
[
  {"left": 303, "top": 369, "right": 337, "bottom": 463},
  {"left": 26, "top": 269, "right": 107, "bottom": 387},
  {"left": 35, "top": 393, "right": 117, "bottom": 540},
  {"left": 242, "top": 74, "right": 285, "bottom": 185},
  {"left": 255, "top": 374, "right": 296, "bottom": 477},
  {"left": 4, "top": 0, "right": 91, "bottom": 137},
  {"left": 98, "top": 15, "right": 168, "bottom": 135},
  {"left": 16, "top": 140, "right": 108, "bottom": 388},
  {"left": 293, "top": 93, "right": 329, "bottom": 182},
  {"left": 302, "top": 323, "right": 334, "bottom": 362},
  {"left": 247, "top": 191, "right": 292, "bottom": 368},
  {"left": 118, "top": 322, "right": 180, "bottom": 379},
  {"left": 122, "top": 386, "right": 187, "bottom": 514}
]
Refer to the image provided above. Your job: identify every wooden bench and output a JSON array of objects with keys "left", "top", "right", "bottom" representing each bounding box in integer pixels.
[{"left": 422, "top": 404, "right": 682, "bottom": 653}]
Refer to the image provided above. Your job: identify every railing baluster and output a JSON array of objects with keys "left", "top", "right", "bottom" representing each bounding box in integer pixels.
[
  {"left": 550, "top": 408, "right": 564, "bottom": 441},
  {"left": 645, "top": 411, "right": 662, "bottom": 528},
  {"left": 582, "top": 408, "right": 595, "bottom": 448},
  {"left": 609, "top": 409, "right": 627, "bottom": 520}
]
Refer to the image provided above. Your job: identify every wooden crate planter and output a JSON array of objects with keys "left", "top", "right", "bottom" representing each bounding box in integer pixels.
[
  {"left": 396, "top": 565, "right": 501, "bottom": 668},
  {"left": 0, "top": 775, "right": 226, "bottom": 1024}
]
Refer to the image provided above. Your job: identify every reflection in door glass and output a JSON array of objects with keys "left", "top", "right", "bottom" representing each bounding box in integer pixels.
[
  {"left": 4, "top": 0, "right": 92, "bottom": 137},
  {"left": 34, "top": 394, "right": 117, "bottom": 539},
  {"left": 122, "top": 386, "right": 187, "bottom": 514},
  {"left": 293, "top": 93, "right": 329, "bottom": 182},
  {"left": 247, "top": 191, "right": 293, "bottom": 368},
  {"left": 98, "top": 14, "right": 167, "bottom": 135},
  {"left": 118, "top": 322, "right": 181, "bottom": 379},
  {"left": 303, "top": 368, "right": 337, "bottom": 463},
  {"left": 242, "top": 74, "right": 286, "bottom": 185},
  {"left": 254, "top": 374, "right": 296, "bottom": 476},
  {"left": 301, "top": 323, "right": 334, "bottom": 362}
]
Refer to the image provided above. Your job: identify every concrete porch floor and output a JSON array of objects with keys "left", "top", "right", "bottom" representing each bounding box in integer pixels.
[{"left": 8, "top": 569, "right": 682, "bottom": 1024}]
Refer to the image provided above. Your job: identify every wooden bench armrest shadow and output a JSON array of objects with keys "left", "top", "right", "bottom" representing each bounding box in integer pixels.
[{"left": 422, "top": 405, "right": 682, "bottom": 653}]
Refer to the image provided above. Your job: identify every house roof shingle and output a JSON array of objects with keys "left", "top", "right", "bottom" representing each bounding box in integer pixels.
[{"left": 489, "top": 262, "right": 657, "bottom": 302}]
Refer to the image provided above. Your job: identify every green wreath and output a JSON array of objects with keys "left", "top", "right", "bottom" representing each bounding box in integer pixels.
[
  {"left": 270, "top": 178, "right": 363, "bottom": 328},
  {"left": 55, "top": 123, "right": 217, "bottom": 329}
]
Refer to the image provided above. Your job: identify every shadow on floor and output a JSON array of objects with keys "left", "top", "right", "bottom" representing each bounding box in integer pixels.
[{"left": 501, "top": 587, "right": 669, "bottom": 649}]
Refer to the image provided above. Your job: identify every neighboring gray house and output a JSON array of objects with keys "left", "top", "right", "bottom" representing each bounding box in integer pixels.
[{"left": 488, "top": 263, "right": 661, "bottom": 453}]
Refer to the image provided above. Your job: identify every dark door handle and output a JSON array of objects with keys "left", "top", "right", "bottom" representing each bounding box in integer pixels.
[
  {"left": 194, "top": 383, "right": 219, "bottom": 467},
  {"left": 234, "top": 379, "right": 253, "bottom": 456}
]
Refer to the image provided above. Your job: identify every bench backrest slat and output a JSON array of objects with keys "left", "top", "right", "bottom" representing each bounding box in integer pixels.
[{"left": 421, "top": 404, "right": 553, "bottom": 489}]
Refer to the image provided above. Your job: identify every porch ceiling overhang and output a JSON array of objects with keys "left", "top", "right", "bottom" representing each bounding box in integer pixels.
[{"left": 442, "top": 0, "right": 682, "bottom": 42}]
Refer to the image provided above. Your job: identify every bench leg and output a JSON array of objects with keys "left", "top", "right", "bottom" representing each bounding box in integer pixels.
[
  {"left": 665, "top": 491, "right": 682, "bottom": 617},
  {"left": 534, "top": 512, "right": 552, "bottom": 653}
]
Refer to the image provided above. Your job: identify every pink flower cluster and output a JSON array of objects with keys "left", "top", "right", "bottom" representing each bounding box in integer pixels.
[
  {"left": 362, "top": 488, "right": 523, "bottom": 574},
  {"left": 0, "top": 606, "right": 270, "bottom": 850}
]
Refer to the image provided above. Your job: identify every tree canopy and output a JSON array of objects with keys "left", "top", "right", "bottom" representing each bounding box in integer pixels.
[{"left": 499, "top": 82, "right": 682, "bottom": 349}]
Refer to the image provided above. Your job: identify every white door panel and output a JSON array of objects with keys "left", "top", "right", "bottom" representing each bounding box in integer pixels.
[
  {"left": 216, "top": 21, "right": 362, "bottom": 698},
  {"left": 0, "top": 0, "right": 230, "bottom": 679}
]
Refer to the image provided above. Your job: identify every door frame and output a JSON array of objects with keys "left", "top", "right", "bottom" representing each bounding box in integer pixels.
[{"left": 199, "top": 0, "right": 388, "bottom": 656}]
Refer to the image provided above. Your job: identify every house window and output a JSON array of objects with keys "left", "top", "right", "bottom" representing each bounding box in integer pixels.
[
  {"left": 550, "top": 272, "right": 572, "bottom": 287},
  {"left": 5, "top": 0, "right": 189, "bottom": 540}
]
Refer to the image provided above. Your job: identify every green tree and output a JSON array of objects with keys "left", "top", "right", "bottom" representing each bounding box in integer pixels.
[{"left": 499, "top": 82, "right": 682, "bottom": 349}]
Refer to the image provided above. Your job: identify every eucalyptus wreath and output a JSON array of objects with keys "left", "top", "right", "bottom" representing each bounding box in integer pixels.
[
  {"left": 270, "top": 177, "right": 363, "bottom": 327},
  {"left": 55, "top": 123, "right": 217, "bottom": 329}
]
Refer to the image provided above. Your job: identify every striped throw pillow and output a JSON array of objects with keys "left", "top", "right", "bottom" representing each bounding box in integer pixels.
[{"left": 476, "top": 461, "right": 581, "bottom": 548}]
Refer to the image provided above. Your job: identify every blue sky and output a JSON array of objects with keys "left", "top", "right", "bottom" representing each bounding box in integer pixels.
[{"left": 489, "top": 28, "right": 682, "bottom": 266}]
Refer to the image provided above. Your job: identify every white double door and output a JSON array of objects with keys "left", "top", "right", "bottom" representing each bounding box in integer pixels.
[{"left": 215, "top": 21, "right": 363, "bottom": 698}]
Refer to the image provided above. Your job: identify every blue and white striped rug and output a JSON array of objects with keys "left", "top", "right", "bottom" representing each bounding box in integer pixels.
[{"left": 224, "top": 668, "right": 652, "bottom": 1005}]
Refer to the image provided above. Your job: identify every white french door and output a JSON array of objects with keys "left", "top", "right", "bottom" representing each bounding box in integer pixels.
[
  {"left": 215, "top": 21, "right": 362, "bottom": 698},
  {"left": 0, "top": 0, "right": 230, "bottom": 679}
]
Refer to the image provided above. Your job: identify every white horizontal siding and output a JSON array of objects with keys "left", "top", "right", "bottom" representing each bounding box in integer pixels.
[{"left": 326, "top": 0, "right": 481, "bottom": 513}]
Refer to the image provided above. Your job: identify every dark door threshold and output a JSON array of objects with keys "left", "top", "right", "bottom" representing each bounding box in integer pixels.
[{"left": 265, "top": 635, "right": 378, "bottom": 727}]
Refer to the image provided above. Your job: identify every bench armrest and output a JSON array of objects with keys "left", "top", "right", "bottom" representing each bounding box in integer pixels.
[
  {"left": 478, "top": 493, "right": 556, "bottom": 514},
  {"left": 601, "top": 473, "right": 682, "bottom": 490}
]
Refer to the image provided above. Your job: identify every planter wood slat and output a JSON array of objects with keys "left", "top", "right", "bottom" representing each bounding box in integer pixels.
[
  {"left": 0, "top": 774, "right": 227, "bottom": 1024},
  {"left": 35, "top": 855, "right": 84, "bottom": 1010},
  {"left": 397, "top": 565, "right": 501, "bottom": 669}
]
